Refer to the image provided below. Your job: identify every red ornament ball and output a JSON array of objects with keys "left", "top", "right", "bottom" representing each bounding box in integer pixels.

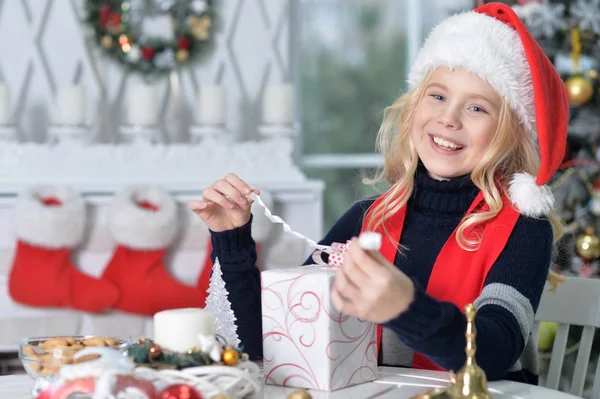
[
  {"left": 142, "top": 47, "right": 156, "bottom": 60},
  {"left": 158, "top": 384, "right": 203, "bottom": 399},
  {"left": 106, "top": 13, "right": 122, "bottom": 29},
  {"left": 177, "top": 36, "right": 191, "bottom": 49}
]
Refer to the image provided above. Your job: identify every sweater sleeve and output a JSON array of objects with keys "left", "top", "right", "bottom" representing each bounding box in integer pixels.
[
  {"left": 213, "top": 198, "right": 374, "bottom": 360},
  {"left": 210, "top": 215, "right": 262, "bottom": 359},
  {"left": 384, "top": 214, "right": 553, "bottom": 380}
]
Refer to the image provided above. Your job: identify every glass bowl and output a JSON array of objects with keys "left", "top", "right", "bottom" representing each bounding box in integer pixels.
[{"left": 18, "top": 335, "right": 129, "bottom": 392}]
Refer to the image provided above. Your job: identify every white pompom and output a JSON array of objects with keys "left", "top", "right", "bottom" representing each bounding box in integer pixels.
[
  {"left": 508, "top": 173, "right": 554, "bottom": 217},
  {"left": 251, "top": 190, "right": 273, "bottom": 242}
]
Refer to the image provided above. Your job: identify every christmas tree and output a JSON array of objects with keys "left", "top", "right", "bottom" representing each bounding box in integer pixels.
[
  {"left": 205, "top": 257, "right": 241, "bottom": 349},
  {"left": 501, "top": 0, "right": 600, "bottom": 279},
  {"left": 502, "top": 2, "right": 600, "bottom": 396}
]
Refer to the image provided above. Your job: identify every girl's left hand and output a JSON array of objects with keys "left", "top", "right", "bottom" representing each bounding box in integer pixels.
[{"left": 331, "top": 237, "right": 415, "bottom": 323}]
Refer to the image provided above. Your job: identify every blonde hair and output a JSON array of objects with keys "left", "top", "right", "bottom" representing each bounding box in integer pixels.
[{"left": 365, "top": 68, "right": 563, "bottom": 248}]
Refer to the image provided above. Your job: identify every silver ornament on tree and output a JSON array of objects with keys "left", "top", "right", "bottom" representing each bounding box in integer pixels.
[
  {"left": 571, "top": 0, "right": 600, "bottom": 35},
  {"left": 205, "top": 257, "right": 241, "bottom": 348},
  {"left": 153, "top": 48, "right": 175, "bottom": 70},
  {"left": 512, "top": 1, "right": 566, "bottom": 39},
  {"left": 126, "top": 45, "right": 142, "bottom": 63}
]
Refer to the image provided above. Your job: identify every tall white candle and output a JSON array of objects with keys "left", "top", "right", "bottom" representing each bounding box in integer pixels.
[
  {"left": 154, "top": 308, "right": 216, "bottom": 352},
  {"left": 55, "top": 85, "right": 85, "bottom": 125},
  {"left": 127, "top": 84, "right": 158, "bottom": 126},
  {"left": 197, "top": 85, "right": 226, "bottom": 125},
  {"left": 0, "top": 85, "right": 11, "bottom": 124},
  {"left": 263, "top": 84, "right": 294, "bottom": 125}
]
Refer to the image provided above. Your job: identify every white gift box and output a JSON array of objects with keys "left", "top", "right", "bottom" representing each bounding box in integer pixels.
[{"left": 261, "top": 265, "right": 377, "bottom": 391}]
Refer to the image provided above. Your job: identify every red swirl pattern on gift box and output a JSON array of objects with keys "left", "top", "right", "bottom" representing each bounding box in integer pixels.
[{"left": 262, "top": 268, "right": 377, "bottom": 390}]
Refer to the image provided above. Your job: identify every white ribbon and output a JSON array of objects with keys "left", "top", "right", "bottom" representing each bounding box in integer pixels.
[
  {"left": 249, "top": 193, "right": 330, "bottom": 251},
  {"left": 249, "top": 193, "right": 382, "bottom": 257}
]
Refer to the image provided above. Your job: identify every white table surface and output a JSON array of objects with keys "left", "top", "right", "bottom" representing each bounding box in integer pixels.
[{"left": 0, "top": 367, "right": 579, "bottom": 398}]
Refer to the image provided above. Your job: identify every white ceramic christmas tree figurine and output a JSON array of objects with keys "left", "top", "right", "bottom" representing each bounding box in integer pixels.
[{"left": 205, "top": 257, "right": 241, "bottom": 348}]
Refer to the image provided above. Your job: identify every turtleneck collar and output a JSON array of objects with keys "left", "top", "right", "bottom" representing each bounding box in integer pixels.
[{"left": 407, "top": 163, "right": 480, "bottom": 228}]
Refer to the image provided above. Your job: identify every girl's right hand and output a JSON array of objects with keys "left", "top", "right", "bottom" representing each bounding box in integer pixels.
[{"left": 189, "top": 174, "right": 260, "bottom": 232}]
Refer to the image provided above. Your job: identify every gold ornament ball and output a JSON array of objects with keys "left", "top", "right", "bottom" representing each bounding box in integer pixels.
[
  {"left": 101, "top": 35, "right": 113, "bottom": 49},
  {"left": 211, "top": 395, "right": 230, "bottom": 399},
  {"left": 565, "top": 75, "right": 594, "bottom": 105},
  {"left": 176, "top": 49, "right": 190, "bottom": 63},
  {"left": 575, "top": 227, "right": 600, "bottom": 259},
  {"left": 222, "top": 348, "right": 239, "bottom": 365},
  {"left": 286, "top": 390, "right": 312, "bottom": 399}
]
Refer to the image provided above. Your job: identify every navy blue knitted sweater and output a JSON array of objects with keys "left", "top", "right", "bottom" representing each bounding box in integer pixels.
[{"left": 210, "top": 167, "right": 553, "bottom": 384}]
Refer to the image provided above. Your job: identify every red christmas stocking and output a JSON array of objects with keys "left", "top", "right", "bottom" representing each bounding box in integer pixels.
[
  {"left": 9, "top": 187, "right": 119, "bottom": 312},
  {"left": 101, "top": 187, "right": 205, "bottom": 316}
]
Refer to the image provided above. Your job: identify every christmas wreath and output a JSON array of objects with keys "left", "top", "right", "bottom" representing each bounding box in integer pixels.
[{"left": 84, "top": 0, "right": 214, "bottom": 77}]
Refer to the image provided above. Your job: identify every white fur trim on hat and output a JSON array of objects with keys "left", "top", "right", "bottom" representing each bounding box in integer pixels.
[
  {"left": 251, "top": 190, "right": 273, "bottom": 242},
  {"left": 508, "top": 173, "right": 554, "bottom": 217},
  {"left": 15, "top": 187, "right": 86, "bottom": 248},
  {"left": 408, "top": 11, "right": 535, "bottom": 137},
  {"left": 109, "top": 186, "right": 179, "bottom": 250}
]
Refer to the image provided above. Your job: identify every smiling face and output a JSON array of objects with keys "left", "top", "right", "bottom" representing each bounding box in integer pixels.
[{"left": 410, "top": 67, "right": 503, "bottom": 180}]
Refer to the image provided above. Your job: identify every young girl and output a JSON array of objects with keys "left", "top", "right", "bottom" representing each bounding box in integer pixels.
[{"left": 189, "top": 2, "right": 569, "bottom": 384}]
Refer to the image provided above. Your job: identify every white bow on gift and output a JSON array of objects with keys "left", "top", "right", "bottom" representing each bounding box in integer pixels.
[{"left": 312, "top": 240, "right": 351, "bottom": 267}]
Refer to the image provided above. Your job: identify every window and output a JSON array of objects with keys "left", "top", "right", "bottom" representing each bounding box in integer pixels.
[{"left": 297, "top": 0, "right": 474, "bottom": 227}]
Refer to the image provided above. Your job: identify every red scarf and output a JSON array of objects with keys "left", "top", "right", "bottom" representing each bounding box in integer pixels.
[{"left": 361, "top": 191, "right": 520, "bottom": 370}]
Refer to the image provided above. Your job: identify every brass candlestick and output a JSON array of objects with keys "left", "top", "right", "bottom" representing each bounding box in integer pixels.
[{"left": 411, "top": 303, "right": 492, "bottom": 399}]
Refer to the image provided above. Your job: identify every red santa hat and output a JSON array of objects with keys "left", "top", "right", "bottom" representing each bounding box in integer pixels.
[{"left": 407, "top": 2, "right": 569, "bottom": 217}]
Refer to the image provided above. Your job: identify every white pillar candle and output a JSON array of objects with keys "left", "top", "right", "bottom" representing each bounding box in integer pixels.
[
  {"left": 55, "top": 85, "right": 85, "bottom": 125},
  {"left": 127, "top": 84, "right": 158, "bottom": 126},
  {"left": 263, "top": 84, "right": 294, "bottom": 125},
  {"left": 154, "top": 308, "right": 216, "bottom": 352},
  {"left": 0, "top": 85, "right": 11, "bottom": 124},
  {"left": 197, "top": 85, "right": 226, "bottom": 125}
]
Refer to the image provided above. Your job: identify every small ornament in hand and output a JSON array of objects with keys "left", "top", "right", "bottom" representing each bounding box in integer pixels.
[{"left": 331, "top": 234, "right": 415, "bottom": 323}]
